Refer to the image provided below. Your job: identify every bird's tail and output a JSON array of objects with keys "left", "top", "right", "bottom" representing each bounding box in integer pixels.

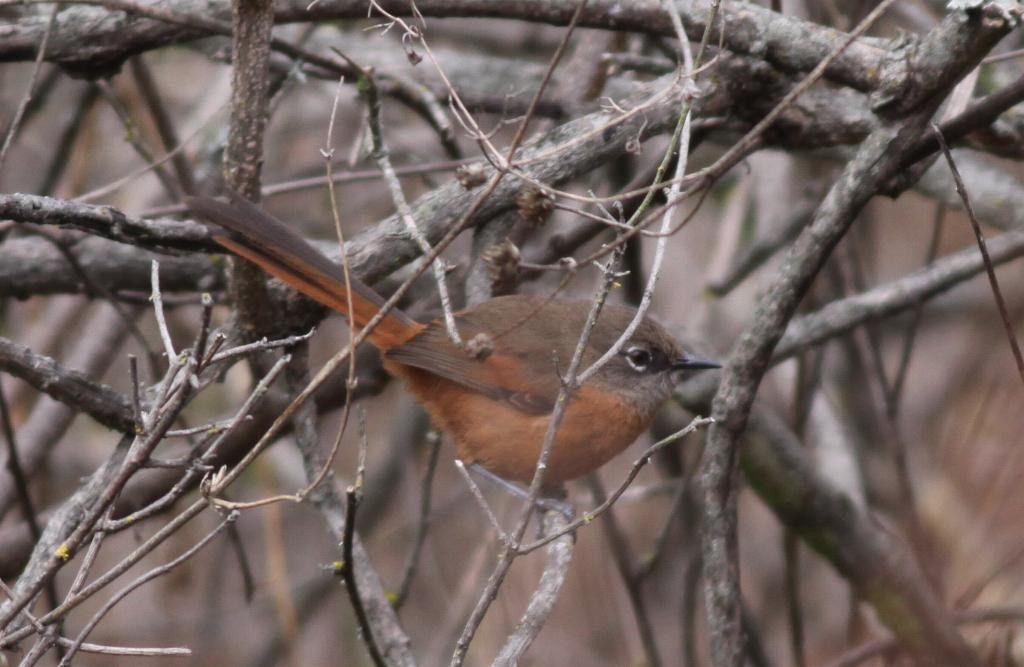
[{"left": 187, "top": 194, "right": 423, "bottom": 351}]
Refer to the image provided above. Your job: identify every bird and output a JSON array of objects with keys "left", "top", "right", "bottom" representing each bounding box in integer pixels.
[{"left": 188, "top": 193, "right": 720, "bottom": 488}]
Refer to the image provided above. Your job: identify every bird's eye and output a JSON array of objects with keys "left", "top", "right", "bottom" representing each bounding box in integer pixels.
[{"left": 624, "top": 346, "right": 653, "bottom": 372}]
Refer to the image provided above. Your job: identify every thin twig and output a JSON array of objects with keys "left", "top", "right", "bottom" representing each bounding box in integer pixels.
[
  {"left": 519, "top": 416, "right": 714, "bottom": 553},
  {"left": 337, "top": 51, "right": 462, "bottom": 346},
  {"left": 931, "top": 124, "right": 1024, "bottom": 387},
  {"left": 64, "top": 508, "right": 114, "bottom": 599},
  {"left": 586, "top": 475, "right": 663, "bottom": 667},
  {"left": 54, "top": 639, "right": 190, "bottom": 658},
  {"left": 577, "top": 0, "right": 701, "bottom": 383},
  {"left": 0, "top": 383, "right": 42, "bottom": 546},
  {"left": 74, "top": 98, "right": 224, "bottom": 204},
  {"left": 453, "top": 460, "right": 510, "bottom": 546},
  {"left": 297, "top": 71, "right": 359, "bottom": 502},
  {"left": 491, "top": 510, "right": 575, "bottom": 667},
  {"left": 129, "top": 55, "right": 197, "bottom": 195},
  {"left": 335, "top": 413, "right": 387, "bottom": 667},
  {"left": 394, "top": 430, "right": 442, "bottom": 609},
  {"left": 0, "top": 381, "right": 63, "bottom": 627},
  {"left": 94, "top": 79, "right": 183, "bottom": 200},
  {"left": 149, "top": 260, "right": 177, "bottom": 363},
  {"left": 634, "top": 478, "right": 690, "bottom": 579},
  {"left": 0, "top": 5, "right": 58, "bottom": 173},
  {"left": 206, "top": 329, "right": 314, "bottom": 365},
  {"left": 888, "top": 204, "right": 946, "bottom": 410},
  {"left": 128, "top": 355, "right": 142, "bottom": 433},
  {"left": 57, "top": 512, "right": 237, "bottom": 665}
]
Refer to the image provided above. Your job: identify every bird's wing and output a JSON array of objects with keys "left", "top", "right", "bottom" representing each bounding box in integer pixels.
[{"left": 385, "top": 322, "right": 558, "bottom": 416}]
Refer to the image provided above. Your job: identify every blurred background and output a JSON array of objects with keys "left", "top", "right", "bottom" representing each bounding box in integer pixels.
[{"left": 3, "top": 0, "right": 1024, "bottom": 665}]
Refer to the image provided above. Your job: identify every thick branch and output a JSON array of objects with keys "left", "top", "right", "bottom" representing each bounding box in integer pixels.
[
  {"left": 677, "top": 376, "right": 980, "bottom": 667},
  {"left": 0, "top": 337, "right": 133, "bottom": 433},
  {"left": 3, "top": 0, "right": 886, "bottom": 94},
  {"left": 222, "top": 0, "right": 276, "bottom": 337},
  {"left": 0, "top": 194, "right": 213, "bottom": 252},
  {"left": 701, "top": 6, "right": 1014, "bottom": 666},
  {"left": 775, "top": 228, "right": 1024, "bottom": 361},
  {"left": 0, "top": 235, "right": 220, "bottom": 298}
]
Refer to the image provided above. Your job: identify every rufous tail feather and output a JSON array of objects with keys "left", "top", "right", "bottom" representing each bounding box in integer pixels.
[{"left": 187, "top": 194, "right": 423, "bottom": 351}]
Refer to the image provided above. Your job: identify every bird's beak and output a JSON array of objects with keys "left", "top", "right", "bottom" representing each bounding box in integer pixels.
[{"left": 672, "top": 354, "right": 721, "bottom": 371}]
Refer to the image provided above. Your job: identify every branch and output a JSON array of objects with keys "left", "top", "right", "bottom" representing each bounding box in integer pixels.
[
  {"left": 0, "top": 337, "right": 134, "bottom": 433},
  {"left": 774, "top": 228, "right": 1024, "bottom": 362},
  {"left": 675, "top": 375, "right": 984, "bottom": 667},
  {"left": 700, "top": 5, "right": 1015, "bottom": 666},
  {"left": 220, "top": 0, "right": 276, "bottom": 338},
  {"left": 931, "top": 124, "right": 1024, "bottom": 385},
  {"left": 491, "top": 510, "right": 574, "bottom": 667},
  {"left": 0, "top": 235, "right": 221, "bottom": 298},
  {"left": 5, "top": 51, "right": 1024, "bottom": 304},
  {"left": 0, "top": 193, "right": 213, "bottom": 252},
  {"left": 2, "top": 69, "right": 706, "bottom": 290},
  {"left": 745, "top": 404, "right": 960, "bottom": 652},
  {"left": 0, "top": 346, "right": 391, "bottom": 580},
  {"left": 3, "top": 0, "right": 888, "bottom": 95}
]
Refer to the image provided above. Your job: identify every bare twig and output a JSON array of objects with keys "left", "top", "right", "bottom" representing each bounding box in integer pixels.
[
  {"left": 518, "top": 416, "right": 714, "bottom": 553},
  {"left": 699, "top": 6, "right": 1009, "bottom": 664},
  {"left": 334, "top": 414, "right": 387, "bottom": 667},
  {"left": 149, "top": 260, "right": 177, "bottom": 363},
  {"left": 128, "top": 55, "right": 198, "bottom": 195},
  {"left": 0, "top": 383, "right": 42, "bottom": 545},
  {"left": 393, "top": 429, "right": 442, "bottom": 609},
  {"left": 337, "top": 52, "right": 462, "bottom": 346},
  {"left": 64, "top": 507, "right": 113, "bottom": 600},
  {"left": 0, "top": 5, "right": 57, "bottom": 173},
  {"left": 586, "top": 475, "right": 662, "bottom": 667},
  {"left": 453, "top": 460, "right": 510, "bottom": 546},
  {"left": 36, "top": 82, "right": 99, "bottom": 196},
  {"left": 57, "top": 512, "right": 237, "bottom": 665},
  {"left": 207, "top": 330, "right": 314, "bottom": 364},
  {"left": 889, "top": 204, "right": 946, "bottom": 410},
  {"left": 491, "top": 510, "right": 575, "bottom": 667},
  {"left": 931, "top": 123, "right": 1024, "bottom": 388},
  {"left": 74, "top": 98, "right": 224, "bottom": 204},
  {"left": 293, "top": 70, "right": 358, "bottom": 503},
  {"left": 451, "top": 239, "right": 622, "bottom": 666},
  {"left": 95, "top": 79, "right": 183, "bottom": 200},
  {"left": 0, "top": 381, "right": 61, "bottom": 625}
]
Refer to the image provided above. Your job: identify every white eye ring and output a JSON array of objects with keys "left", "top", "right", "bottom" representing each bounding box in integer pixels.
[{"left": 624, "top": 346, "right": 652, "bottom": 372}]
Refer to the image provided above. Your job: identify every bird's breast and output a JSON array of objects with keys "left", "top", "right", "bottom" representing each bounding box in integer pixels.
[{"left": 386, "top": 360, "right": 647, "bottom": 484}]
